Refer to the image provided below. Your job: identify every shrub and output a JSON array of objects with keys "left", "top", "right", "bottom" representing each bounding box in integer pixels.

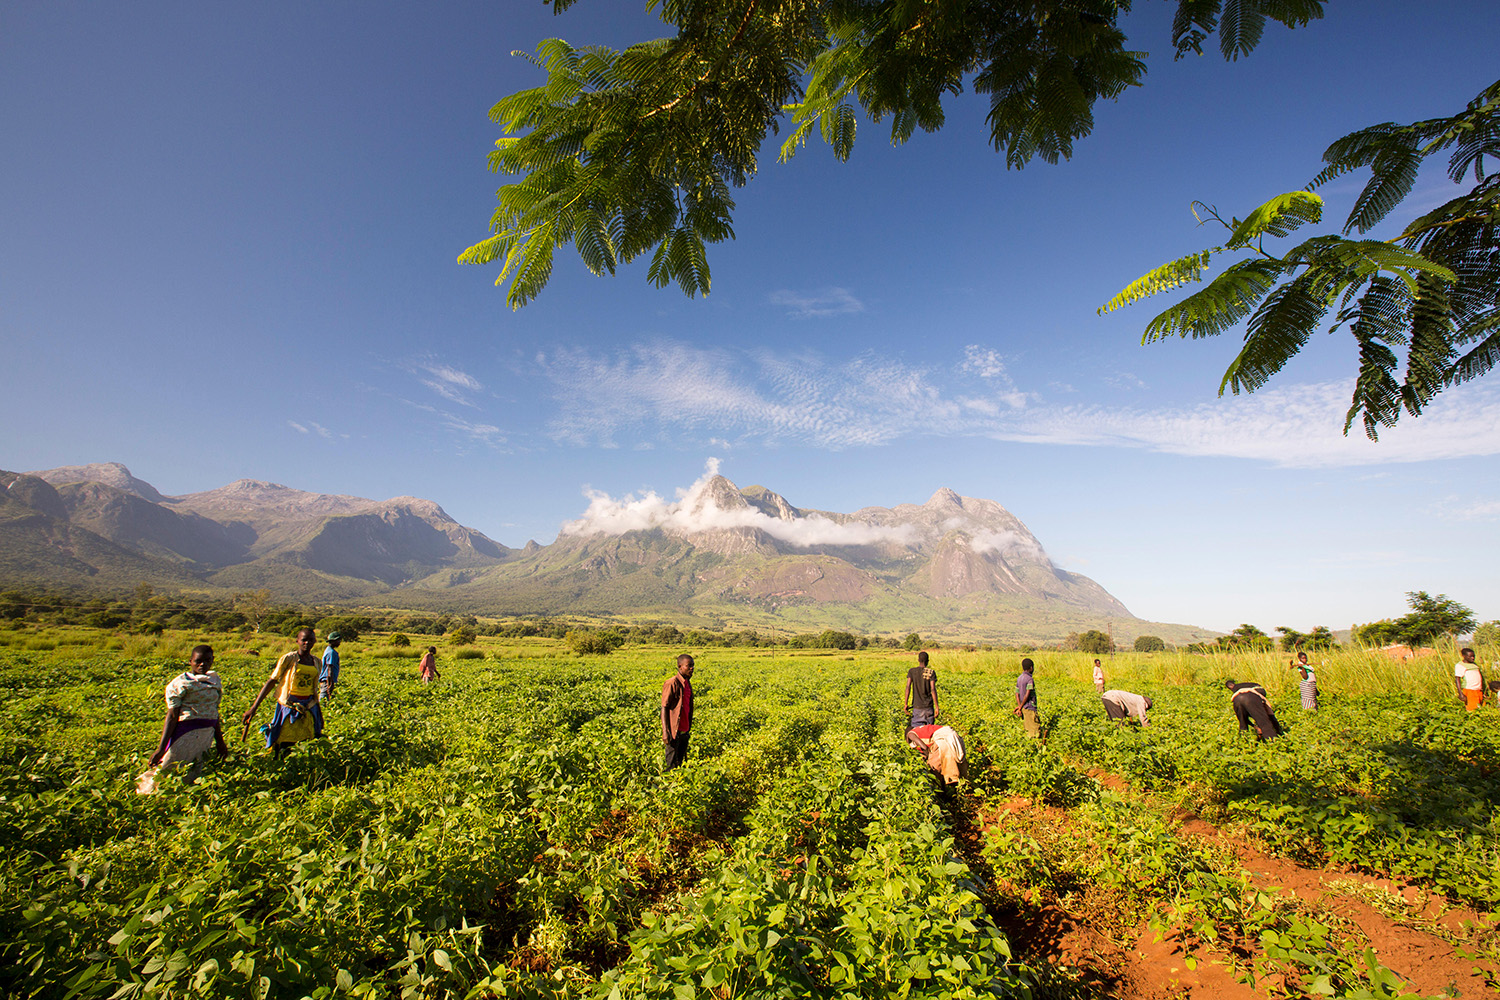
[
  {"left": 566, "top": 630, "right": 623, "bottom": 655},
  {"left": 388, "top": 632, "right": 412, "bottom": 647},
  {"left": 448, "top": 625, "right": 479, "bottom": 646},
  {"left": 902, "top": 633, "right": 922, "bottom": 650}
]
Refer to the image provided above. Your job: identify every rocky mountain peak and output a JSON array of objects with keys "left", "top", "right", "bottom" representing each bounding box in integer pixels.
[
  {"left": 688, "top": 474, "right": 751, "bottom": 515},
  {"left": 925, "top": 487, "right": 964, "bottom": 511},
  {"left": 28, "top": 462, "right": 167, "bottom": 503}
]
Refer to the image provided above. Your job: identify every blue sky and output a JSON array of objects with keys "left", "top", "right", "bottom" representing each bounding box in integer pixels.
[{"left": 4, "top": 1, "right": 1497, "bottom": 634}]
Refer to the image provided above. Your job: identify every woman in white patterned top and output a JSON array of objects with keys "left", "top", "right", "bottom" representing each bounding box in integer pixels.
[{"left": 136, "top": 645, "right": 227, "bottom": 793}]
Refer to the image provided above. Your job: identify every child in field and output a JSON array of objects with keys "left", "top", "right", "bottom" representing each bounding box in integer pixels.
[
  {"left": 419, "top": 646, "right": 439, "bottom": 684},
  {"left": 136, "top": 644, "right": 227, "bottom": 793},
  {"left": 242, "top": 627, "right": 324, "bottom": 757},
  {"left": 1292, "top": 651, "right": 1318, "bottom": 710}
]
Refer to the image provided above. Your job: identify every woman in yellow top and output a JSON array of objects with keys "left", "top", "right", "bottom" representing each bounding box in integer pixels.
[{"left": 242, "top": 626, "right": 325, "bottom": 756}]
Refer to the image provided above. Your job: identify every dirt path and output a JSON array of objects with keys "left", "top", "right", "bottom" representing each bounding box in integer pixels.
[
  {"left": 955, "top": 763, "right": 1497, "bottom": 998},
  {"left": 1173, "top": 807, "right": 1498, "bottom": 997},
  {"left": 953, "top": 793, "right": 1270, "bottom": 998}
]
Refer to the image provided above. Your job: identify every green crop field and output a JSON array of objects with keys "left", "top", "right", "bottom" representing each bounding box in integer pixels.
[{"left": 0, "top": 626, "right": 1496, "bottom": 998}]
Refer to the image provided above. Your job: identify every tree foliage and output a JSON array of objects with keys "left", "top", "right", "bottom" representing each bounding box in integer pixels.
[
  {"left": 1103, "top": 78, "right": 1500, "bottom": 437},
  {"left": 1394, "top": 591, "right": 1477, "bottom": 648},
  {"left": 1077, "top": 629, "right": 1114, "bottom": 655},
  {"left": 1133, "top": 634, "right": 1165, "bottom": 652},
  {"left": 463, "top": 1, "right": 1326, "bottom": 306}
]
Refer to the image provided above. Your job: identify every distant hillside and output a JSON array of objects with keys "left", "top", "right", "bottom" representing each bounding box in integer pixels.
[
  {"left": 6, "top": 462, "right": 516, "bottom": 598},
  {"left": 1, "top": 462, "right": 1209, "bottom": 643}
]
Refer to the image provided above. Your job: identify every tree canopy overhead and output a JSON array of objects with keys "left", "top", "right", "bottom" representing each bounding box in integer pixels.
[
  {"left": 1103, "top": 78, "right": 1500, "bottom": 439},
  {"left": 461, "top": 1, "right": 1327, "bottom": 306}
]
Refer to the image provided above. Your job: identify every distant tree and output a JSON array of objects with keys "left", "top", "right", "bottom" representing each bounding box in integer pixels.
[
  {"left": 1355, "top": 619, "right": 1402, "bottom": 647},
  {"left": 317, "top": 615, "right": 371, "bottom": 642},
  {"left": 1133, "top": 635, "right": 1166, "bottom": 653},
  {"left": 818, "top": 629, "right": 858, "bottom": 650},
  {"left": 1221, "top": 624, "right": 1274, "bottom": 651},
  {"left": 565, "top": 629, "right": 624, "bottom": 655},
  {"left": 234, "top": 589, "right": 273, "bottom": 632},
  {"left": 1305, "top": 626, "right": 1337, "bottom": 650},
  {"left": 1275, "top": 626, "right": 1306, "bottom": 652},
  {"left": 388, "top": 632, "right": 412, "bottom": 648},
  {"left": 1078, "top": 630, "right": 1114, "bottom": 655},
  {"left": 1394, "top": 591, "right": 1476, "bottom": 647},
  {"left": 448, "top": 625, "right": 480, "bottom": 646},
  {"left": 902, "top": 633, "right": 922, "bottom": 651},
  {"left": 1061, "top": 632, "right": 1081, "bottom": 651},
  {"left": 653, "top": 624, "right": 684, "bottom": 645}
]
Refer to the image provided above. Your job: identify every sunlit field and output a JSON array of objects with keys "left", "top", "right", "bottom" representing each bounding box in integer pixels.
[{"left": 1, "top": 625, "right": 1495, "bottom": 998}]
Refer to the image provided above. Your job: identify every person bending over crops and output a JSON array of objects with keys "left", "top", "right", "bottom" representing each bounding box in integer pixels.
[
  {"left": 1102, "top": 689, "right": 1152, "bottom": 726},
  {"left": 904, "top": 650, "right": 940, "bottom": 726},
  {"left": 1014, "top": 658, "right": 1040, "bottom": 739},
  {"left": 906, "top": 723, "right": 966, "bottom": 785},
  {"left": 1226, "top": 680, "right": 1282, "bottom": 741},
  {"left": 242, "top": 626, "right": 324, "bottom": 757},
  {"left": 1291, "top": 652, "right": 1318, "bottom": 710},
  {"left": 1454, "top": 648, "right": 1485, "bottom": 712},
  {"left": 661, "top": 653, "right": 694, "bottom": 770},
  {"left": 137, "top": 644, "right": 227, "bottom": 793},
  {"left": 419, "top": 645, "right": 439, "bottom": 684}
]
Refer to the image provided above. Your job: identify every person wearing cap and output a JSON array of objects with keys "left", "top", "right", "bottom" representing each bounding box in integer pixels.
[
  {"left": 1101, "top": 689, "right": 1152, "bottom": 726},
  {"left": 321, "top": 631, "right": 342, "bottom": 699}
]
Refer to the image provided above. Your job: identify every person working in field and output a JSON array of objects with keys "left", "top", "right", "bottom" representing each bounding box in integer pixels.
[
  {"left": 904, "top": 650, "right": 939, "bottom": 726},
  {"left": 1291, "top": 651, "right": 1318, "bottom": 710},
  {"left": 906, "top": 722, "right": 966, "bottom": 786},
  {"left": 320, "top": 631, "right": 342, "bottom": 699},
  {"left": 1101, "top": 689, "right": 1152, "bottom": 726},
  {"left": 419, "top": 645, "right": 439, "bottom": 684},
  {"left": 660, "top": 653, "right": 694, "bottom": 771},
  {"left": 137, "top": 644, "right": 228, "bottom": 793},
  {"left": 242, "top": 626, "right": 324, "bottom": 757},
  {"left": 1014, "top": 658, "right": 1040, "bottom": 739},
  {"left": 1225, "top": 679, "right": 1282, "bottom": 741},
  {"left": 1093, "top": 658, "right": 1105, "bottom": 694},
  {"left": 1454, "top": 648, "right": 1486, "bottom": 711}
]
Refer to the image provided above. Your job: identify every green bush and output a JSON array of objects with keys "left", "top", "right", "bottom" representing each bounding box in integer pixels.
[
  {"left": 1134, "top": 635, "right": 1166, "bottom": 652},
  {"left": 388, "top": 632, "right": 411, "bottom": 647},
  {"left": 448, "top": 625, "right": 479, "bottom": 646}
]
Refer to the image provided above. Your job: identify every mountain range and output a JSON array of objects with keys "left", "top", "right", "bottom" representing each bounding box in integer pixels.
[{"left": 0, "top": 462, "right": 1208, "bottom": 642}]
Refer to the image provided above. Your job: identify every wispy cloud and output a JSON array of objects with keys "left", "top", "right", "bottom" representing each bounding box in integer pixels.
[
  {"left": 536, "top": 340, "right": 1500, "bottom": 468},
  {"left": 440, "top": 415, "right": 504, "bottom": 446},
  {"left": 405, "top": 358, "right": 484, "bottom": 407},
  {"left": 1431, "top": 497, "right": 1500, "bottom": 522},
  {"left": 288, "top": 420, "right": 308, "bottom": 434},
  {"left": 768, "top": 287, "right": 864, "bottom": 318}
]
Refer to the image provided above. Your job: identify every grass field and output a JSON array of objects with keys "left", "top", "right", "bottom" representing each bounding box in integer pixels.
[{"left": 0, "top": 625, "right": 1496, "bottom": 998}]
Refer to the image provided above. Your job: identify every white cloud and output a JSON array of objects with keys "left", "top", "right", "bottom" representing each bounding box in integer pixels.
[
  {"left": 561, "top": 459, "right": 916, "bottom": 547},
  {"left": 536, "top": 340, "right": 1500, "bottom": 469},
  {"left": 288, "top": 420, "right": 308, "bottom": 434},
  {"left": 1431, "top": 497, "right": 1500, "bottom": 522},
  {"left": 768, "top": 287, "right": 864, "bottom": 318},
  {"left": 307, "top": 421, "right": 334, "bottom": 440}
]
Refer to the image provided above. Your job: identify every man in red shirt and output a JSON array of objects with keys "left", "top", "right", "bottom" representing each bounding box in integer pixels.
[{"left": 661, "top": 653, "right": 694, "bottom": 770}]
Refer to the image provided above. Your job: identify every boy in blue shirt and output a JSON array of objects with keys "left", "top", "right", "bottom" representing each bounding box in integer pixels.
[{"left": 321, "top": 631, "right": 342, "bottom": 699}]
